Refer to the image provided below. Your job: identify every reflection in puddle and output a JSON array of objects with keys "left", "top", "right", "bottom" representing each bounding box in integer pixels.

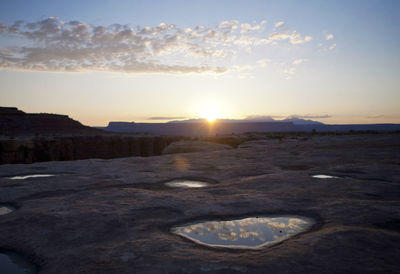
[
  {"left": 172, "top": 216, "right": 314, "bottom": 249},
  {"left": 9, "top": 174, "right": 55, "bottom": 180},
  {"left": 165, "top": 179, "right": 210, "bottom": 188},
  {"left": 0, "top": 252, "right": 36, "bottom": 274},
  {"left": 312, "top": 174, "right": 340, "bottom": 179},
  {"left": 0, "top": 205, "right": 15, "bottom": 215}
]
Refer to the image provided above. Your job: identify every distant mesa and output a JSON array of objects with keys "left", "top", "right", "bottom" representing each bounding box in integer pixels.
[
  {"left": 0, "top": 107, "right": 25, "bottom": 115},
  {"left": 98, "top": 120, "right": 296, "bottom": 135},
  {"left": 0, "top": 107, "right": 102, "bottom": 136},
  {"left": 98, "top": 117, "right": 400, "bottom": 135}
]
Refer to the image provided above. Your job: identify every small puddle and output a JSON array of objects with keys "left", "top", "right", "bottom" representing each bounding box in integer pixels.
[
  {"left": 172, "top": 216, "right": 314, "bottom": 249},
  {"left": 9, "top": 174, "right": 55, "bottom": 180},
  {"left": 0, "top": 252, "right": 36, "bottom": 274},
  {"left": 165, "top": 179, "right": 210, "bottom": 188},
  {"left": 0, "top": 205, "right": 16, "bottom": 215},
  {"left": 311, "top": 174, "right": 340, "bottom": 179}
]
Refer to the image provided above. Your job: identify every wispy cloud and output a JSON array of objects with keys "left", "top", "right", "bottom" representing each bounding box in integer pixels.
[
  {"left": 326, "top": 33, "right": 334, "bottom": 40},
  {"left": 287, "top": 114, "right": 331, "bottom": 119},
  {"left": 283, "top": 67, "right": 296, "bottom": 77},
  {"left": 245, "top": 114, "right": 331, "bottom": 121},
  {"left": 0, "top": 17, "right": 314, "bottom": 74},
  {"left": 148, "top": 116, "right": 187, "bottom": 120},
  {"left": 329, "top": 43, "right": 337, "bottom": 50},
  {"left": 269, "top": 31, "right": 312, "bottom": 44},
  {"left": 367, "top": 115, "right": 384, "bottom": 119},
  {"left": 245, "top": 115, "right": 285, "bottom": 120},
  {"left": 274, "top": 21, "right": 285, "bottom": 28},
  {"left": 293, "top": 58, "right": 308, "bottom": 65}
]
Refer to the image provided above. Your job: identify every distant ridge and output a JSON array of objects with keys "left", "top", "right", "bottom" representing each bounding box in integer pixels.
[
  {"left": 99, "top": 121, "right": 295, "bottom": 135},
  {"left": 0, "top": 107, "right": 103, "bottom": 135},
  {"left": 167, "top": 117, "right": 324, "bottom": 125},
  {"left": 98, "top": 119, "right": 400, "bottom": 135}
]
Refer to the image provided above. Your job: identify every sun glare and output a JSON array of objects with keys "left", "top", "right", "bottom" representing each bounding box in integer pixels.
[{"left": 201, "top": 107, "right": 219, "bottom": 123}]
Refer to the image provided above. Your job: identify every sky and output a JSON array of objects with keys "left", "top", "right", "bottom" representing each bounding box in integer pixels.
[{"left": 0, "top": 0, "right": 399, "bottom": 126}]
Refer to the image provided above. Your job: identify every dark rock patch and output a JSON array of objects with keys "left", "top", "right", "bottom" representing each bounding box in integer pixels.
[
  {"left": 374, "top": 219, "right": 400, "bottom": 232},
  {"left": 0, "top": 251, "right": 36, "bottom": 274}
]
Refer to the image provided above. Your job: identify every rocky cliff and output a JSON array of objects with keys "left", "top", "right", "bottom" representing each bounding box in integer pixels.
[
  {"left": 0, "top": 135, "right": 182, "bottom": 164},
  {"left": 0, "top": 107, "right": 102, "bottom": 135}
]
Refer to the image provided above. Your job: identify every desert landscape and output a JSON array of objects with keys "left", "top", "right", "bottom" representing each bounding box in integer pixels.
[
  {"left": 1, "top": 1, "right": 400, "bottom": 273},
  {"left": 1, "top": 133, "right": 399, "bottom": 273}
]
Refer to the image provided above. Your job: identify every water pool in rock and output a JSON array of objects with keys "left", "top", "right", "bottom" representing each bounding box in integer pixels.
[
  {"left": 0, "top": 205, "right": 15, "bottom": 215},
  {"left": 312, "top": 174, "right": 340, "bottom": 179},
  {"left": 172, "top": 216, "right": 314, "bottom": 249},
  {"left": 165, "top": 179, "right": 210, "bottom": 188},
  {"left": 0, "top": 252, "right": 36, "bottom": 274},
  {"left": 9, "top": 174, "right": 55, "bottom": 180}
]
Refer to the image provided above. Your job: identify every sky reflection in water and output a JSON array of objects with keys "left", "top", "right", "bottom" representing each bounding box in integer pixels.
[
  {"left": 0, "top": 206, "right": 15, "bottom": 215},
  {"left": 9, "top": 174, "right": 55, "bottom": 180},
  {"left": 172, "top": 216, "right": 314, "bottom": 249},
  {"left": 312, "top": 174, "right": 340, "bottom": 179},
  {"left": 165, "top": 179, "right": 210, "bottom": 188},
  {"left": 0, "top": 253, "right": 36, "bottom": 274}
]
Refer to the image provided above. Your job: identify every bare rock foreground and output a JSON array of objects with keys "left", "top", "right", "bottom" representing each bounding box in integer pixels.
[{"left": 0, "top": 134, "right": 399, "bottom": 273}]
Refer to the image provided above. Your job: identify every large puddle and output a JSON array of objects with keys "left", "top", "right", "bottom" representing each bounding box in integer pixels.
[
  {"left": 172, "top": 216, "right": 314, "bottom": 249},
  {"left": 0, "top": 252, "right": 36, "bottom": 274},
  {"left": 165, "top": 179, "right": 211, "bottom": 188},
  {"left": 311, "top": 174, "right": 340, "bottom": 179},
  {"left": 0, "top": 205, "right": 15, "bottom": 215},
  {"left": 9, "top": 174, "right": 55, "bottom": 180}
]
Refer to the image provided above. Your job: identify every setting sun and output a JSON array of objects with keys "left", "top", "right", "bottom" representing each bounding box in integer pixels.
[{"left": 201, "top": 107, "right": 220, "bottom": 123}]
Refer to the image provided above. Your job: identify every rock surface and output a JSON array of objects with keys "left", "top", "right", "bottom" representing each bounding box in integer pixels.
[
  {"left": 0, "top": 134, "right": 399, "bottom": 273},
  {"left": 162, "top": 140, "right": 233, "bottom": 154},
  {"left": 0, "top": 135, "right": 180, "bottom": 164}
]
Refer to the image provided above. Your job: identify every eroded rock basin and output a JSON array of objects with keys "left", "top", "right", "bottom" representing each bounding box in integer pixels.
[
  {"left": 165, "top": 179, "right": 211, "bottom": 188},
  {"left": 172, "top": 216, "right": 315, "bottom": 249},
  {"left": 0, "top": 252, "right": 36, "bottom": 274},
  {"left": 0, "top": 205, "right": 15, "bottom": 215},
  {"left": 163, "top": 177, "right": 218, "bottom": 188},
  {"left": 311, "top": 174, "right": 341, "bottom": 179},
  {"left": 9, "top": 174, "right": 55, "bottom": 180}
]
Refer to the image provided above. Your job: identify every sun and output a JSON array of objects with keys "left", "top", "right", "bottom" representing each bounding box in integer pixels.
[{"left": 201, "top": 107, "right": 219, "bottom": 123}]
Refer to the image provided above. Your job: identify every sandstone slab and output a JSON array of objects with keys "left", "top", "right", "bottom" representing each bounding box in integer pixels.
[{"left": 0, "top": 134, "right": 399, "bottom": 273}]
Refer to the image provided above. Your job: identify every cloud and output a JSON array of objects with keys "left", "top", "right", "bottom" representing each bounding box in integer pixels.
[
  {"left": 256, "top": 58, "right": 269, "bottom": 68},
  {"left": 0, "top": 18, "right": 315, "bottom": 74},
  {"left": 275, "top": 21, "right": 285, "bottom": 28},
  {"left": 244, "top": 114, "right": 331, "bottom": 121},
  {"left": 240, "top": 23, "right": 261, "bottom": 33},
  {"left": 218, "top": 20, "right": 239, "bottom": 31},
  {"left": 245, "top": 115, "right": 285, "bottom": 121},
  {"left": 292, "top": 58, "right": 308, "bottom": 65},
  {"left": 283, "top": 67, "right": 296, "bottom": 75},
  {"left": 269, "top": 31, "right": 312, "bottom": 44},
  {"left": 287, "top": 114, "right": 331, "bottom": 119},
  {"left": 329, "top": 43, "right": 336, "bottom": 50},
  {"left": 326, "top": 33, "right": 334, "bottom": 40},
  {"left": 148, "top": 116, "right": 187, "bottom": 120}
]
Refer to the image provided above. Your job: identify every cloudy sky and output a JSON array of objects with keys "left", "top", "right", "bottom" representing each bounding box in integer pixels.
[{"left": 0, "top": 0, "right": 399, "bottom": 125}]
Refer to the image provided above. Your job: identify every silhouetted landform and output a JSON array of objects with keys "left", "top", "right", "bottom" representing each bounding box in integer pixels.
[
  {"left": 0, "top": 135, "right": 182, "bottom": 164},
  {"left": 168, "top": 117, "right": 324, "bottom": 125},
  {"left": 0, "top": 107, "right": 184, "bottom": 164},
  {"left": 99, "top": 120, "right": 400, "bottom": 135},
  {"left": 0, "top": 107, "right": 102, "bottom": 135},
  {"left": 2, "top": 107, "right": 399, "bottom": 164},
  {"left": 100, "top": 121, "right": 296, "bottom": 135}
]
